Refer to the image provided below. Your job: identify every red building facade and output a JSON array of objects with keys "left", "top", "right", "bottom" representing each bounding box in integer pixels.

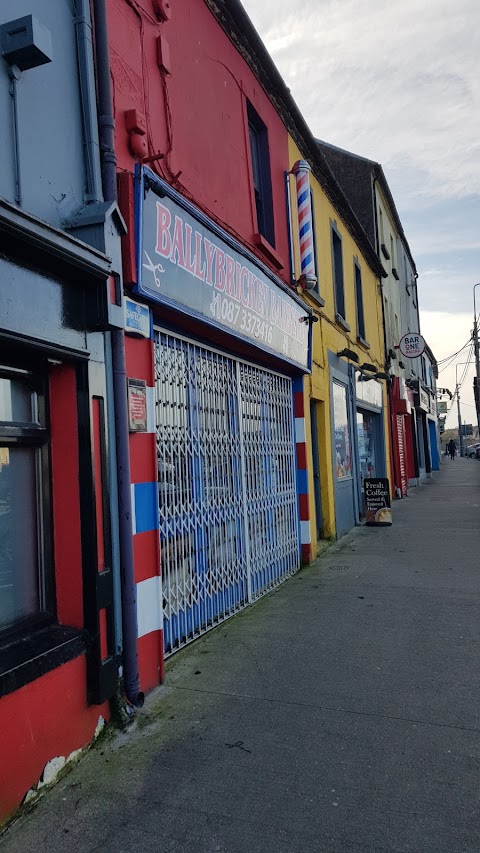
[
  {"left": 390, "top": 377, "right": 416, "bottom": 496},
  {"left": 109, "top": 0, "right": 311, "bottom": 692}
]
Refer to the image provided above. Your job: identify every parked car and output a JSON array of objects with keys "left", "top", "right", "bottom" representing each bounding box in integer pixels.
[{"left": 466, "top": 443, "right": 480, "bottom": 458}]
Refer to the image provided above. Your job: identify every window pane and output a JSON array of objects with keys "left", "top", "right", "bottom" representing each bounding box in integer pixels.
[
  {"left": 357, "top": 411, "right": 377, "bottom": 486},
  {"left": 249, "top": 125, "right": 261, "bottom": 193},
  {"left": 0, "top": 378, "right": 35, "bottom": 423},
  {"left": 247, "top": 102, "right": 275, "bottom": 246},
  {"left": 0, "top": 446, "right": 42, "bottom": 630},
  {"left": 355, "top": 265, "right": 365, "bottom": 340},
  {"left": 333, "top": 382, "right": 351, "bottom": 479},
  {"left": 332, "top": 231, "right": 345, "bottom": 319}
]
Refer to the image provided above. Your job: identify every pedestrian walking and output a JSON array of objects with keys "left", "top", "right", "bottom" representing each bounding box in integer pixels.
[{"left": 447, "top": 438, "right": 457, "bottom": 460}]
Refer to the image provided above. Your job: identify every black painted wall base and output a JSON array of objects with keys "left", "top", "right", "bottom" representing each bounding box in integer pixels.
[{"left": 0, "top": 625, "right": 87, "bottom": 698}]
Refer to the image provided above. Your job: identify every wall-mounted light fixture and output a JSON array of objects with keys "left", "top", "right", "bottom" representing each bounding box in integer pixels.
[
  {"left": 360, "top": 362, "right": 377, "bottom": 373},
  {"left": 375, "top": 371, "right": 390, "bottom": 381},
  {"left": 336, "top": 348, "right": 359, "bottom": 363},
  {"left": 0, "top": 15, "right": 52, "bottom": 69},
  {"left": 0, "top": 15, "right": 52, "bottom": 205},
  {"left": 299, "top": 315, "right": 319, "bottom": 325}
]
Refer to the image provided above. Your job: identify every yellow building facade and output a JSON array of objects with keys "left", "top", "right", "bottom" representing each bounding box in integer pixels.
[{"left": 288, "top": 138, "right": 392, "bottom": 554}]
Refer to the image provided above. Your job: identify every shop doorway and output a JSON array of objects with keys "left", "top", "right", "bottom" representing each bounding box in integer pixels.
[
  {"left": 396, "top": 414, "right": 408, "bottom": 496},
  {"left": 331, "top": 379, "right": 355, "bottom": 537},
  {"left": 356, "top": 409, "right": 381, "bottom": 486},
  {"left": 428, "top": 419, "right": 439, "bottom": 470},
  {"left": 310, "top": 400, "right": 323, "bottom": 540},
  {"left": 154, "top": 329, "right": 300, "bottom": 654}
]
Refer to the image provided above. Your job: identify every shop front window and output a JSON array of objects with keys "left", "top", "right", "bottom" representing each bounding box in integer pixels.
[
  {"left": 333, "top": 381, "right": 352, "bottom": 479},
  {"left": 356, "top": 410, "right": 377, "bottom": 486},
  {"left": 0, "top": 369, "right": 52, "bottom": 635}
]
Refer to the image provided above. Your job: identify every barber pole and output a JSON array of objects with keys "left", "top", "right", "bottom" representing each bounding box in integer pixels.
[{"left": 292, "top": 160, "right": 317, "bottom": 290}]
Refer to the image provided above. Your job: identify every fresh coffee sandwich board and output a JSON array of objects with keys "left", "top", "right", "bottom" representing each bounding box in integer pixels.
[{"left": 364, "top": 478, "right": 392, "bottom": 526}]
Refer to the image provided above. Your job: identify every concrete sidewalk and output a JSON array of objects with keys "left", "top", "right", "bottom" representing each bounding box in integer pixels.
[{"left": 3, "top": 459, "right": 480, "bottom": 853}]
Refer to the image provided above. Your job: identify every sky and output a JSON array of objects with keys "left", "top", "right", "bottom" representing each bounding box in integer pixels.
[{"left": 242, "top": 0, "right": 480, "bottom": 430}]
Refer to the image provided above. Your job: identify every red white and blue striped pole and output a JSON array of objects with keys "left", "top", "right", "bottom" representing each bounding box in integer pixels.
[{"left": 292, "top": 160, "right": 317, "bottom": 290}]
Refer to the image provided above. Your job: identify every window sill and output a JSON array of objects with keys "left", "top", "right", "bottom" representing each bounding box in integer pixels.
[
  {"left": 252, "top": 233, "right": 284, "bottom": 270},
  {"left": 0, "top": 624, "right": 88, "bottom": 698},
  {"left": 357, "top": 335, "right": 370, "bottom": 350},
  {"left": 335, "top": 313, "right": 351, "bottom": 332},
  {"left": 392, "top": 267, "right": 400, "bottom": 280},
  {"left": 307, "top": 290, "right": 325, "bottom": 308},
  {"left": 381, "top": 243, "right": 390, "bottom": 260}
]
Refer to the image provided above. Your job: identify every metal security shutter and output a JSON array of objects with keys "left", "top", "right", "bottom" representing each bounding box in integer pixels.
[
  {"left": 396, "top": 414, "right": 408, "bottom": 497},
  {"left": 154, "top": 329, "right": 300, "bottom": 654}
]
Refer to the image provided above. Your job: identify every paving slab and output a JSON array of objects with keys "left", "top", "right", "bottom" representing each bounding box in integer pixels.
[{"left": 2, "top": 459, "right": 480, "bottom": 853}]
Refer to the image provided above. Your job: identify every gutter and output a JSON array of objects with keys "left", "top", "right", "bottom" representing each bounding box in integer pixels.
[{"left": 92, "top": 0, "right": 143, "bottom": 708}]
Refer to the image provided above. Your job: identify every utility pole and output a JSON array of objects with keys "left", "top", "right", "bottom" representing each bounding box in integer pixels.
[
  {"left": 455, "top": 360, "right": 472, "bottom": 457},
  {"left": 473, "top": 284, "right": 480, "bottom": 434},
  {"left": 456, "top": 384, "right": 463, "bottom": 457}
]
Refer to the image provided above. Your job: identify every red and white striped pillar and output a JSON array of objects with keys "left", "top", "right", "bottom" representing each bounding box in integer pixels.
[{"left": 125, "top": 330, "right": 164, "bottom": 691}]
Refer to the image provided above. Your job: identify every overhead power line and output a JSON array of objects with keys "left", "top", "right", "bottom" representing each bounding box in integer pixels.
[
  {"left": 443, "top": 343, "right": 474, "bottom": 418},
  {"left": 438, "top": 339, "right": 472, "bottom": 374},
  {"left": 458, "top": 344, "right": 474, "bottom": 388},
  {"left": 437, "top": 338, "right": 471, "bottom": 364}
]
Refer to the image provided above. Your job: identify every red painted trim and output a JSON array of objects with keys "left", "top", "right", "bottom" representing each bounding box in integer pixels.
[
  {"left": 92, "top": 398, "right": 106, "bottom": 572},
  {"left": 301, "top": 543, "right": 312, "bottom": 564},
  {"left": 294, "top": 393, "right": 305, "bottom": 418},
  {"left": 99, "top": 609, "right": 108, "bottom": 661},
  {"left": 125, "top": 337, "right": 154, "bottom": 386},
  {"left": 252, "top": 233, "right": 284, "bottom": 270},
  {"left": 133, "top": 529, "right": 160, "bottom": 584},
  {"left": 92, "top": 399, "right": 110, "bottom": 660},
  {"left": 49, "top": 366, "right": 83, "bottom": 628},
  {"left": 117, "top": 171, "right": 137, "bottom": 286},
  {"left": 130, "top": 432, "right": 157, "bottom": 485},
  {"left": 0, "top": 656, "right": 109, "bottom": 823},
  {"left": 138, "top": 630, "right": 162, "bottom": 692},
  {"left": 298, "top": 493, "right": 309, "bottom": 520},
  {"left": 108, "top": 275, "right": 117, "bottom": 304},
  {"left": 404, "top": 415, "right": 416, "bottom": 480},
  {"left": 296, "top": 441, "right": 307, "bottom": 469}
]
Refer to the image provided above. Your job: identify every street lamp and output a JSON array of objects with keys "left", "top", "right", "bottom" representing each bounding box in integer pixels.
[
  {"left": 455, "top": 360, "right": 473, "bottom": 457},
  {"left": 473, "top": 283, "right": 480, "bottom": 321}
]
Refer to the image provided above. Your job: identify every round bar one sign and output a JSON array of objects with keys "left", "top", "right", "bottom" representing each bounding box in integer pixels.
[{"left": 399, "top": 333, "right": 425, "bottom": 358}]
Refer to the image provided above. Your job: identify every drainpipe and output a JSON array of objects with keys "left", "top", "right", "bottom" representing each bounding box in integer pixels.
[
  {"left": 74, "top": 0, "right": 103, "bottom": 202},
  {"left": 92, "top": 0, "right": 143, "bottom": 707},
  {"left": 372, "top": 173, "right": 397, "bottom": 493}
]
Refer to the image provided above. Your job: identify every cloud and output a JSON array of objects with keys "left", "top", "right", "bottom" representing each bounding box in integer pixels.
[
  {"left": 241, "top": 0, "right": 480, "bottom": 403},
  {"left": 420, "top": 310, "right": 476, "bottom": 428},
  {"left": 242, "top": 0, "right": 480, "bottom": 361},
  {"left": 242, "top": 0, "right": 480, "bottom": 204}
]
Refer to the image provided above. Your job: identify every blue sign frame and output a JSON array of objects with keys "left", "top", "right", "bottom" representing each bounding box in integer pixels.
[
  {"left": 134, "top": 166, "right": 312, "bottom": 373},
  {"left": 124, "top": 297, "right": 152, "bottom": 338}
]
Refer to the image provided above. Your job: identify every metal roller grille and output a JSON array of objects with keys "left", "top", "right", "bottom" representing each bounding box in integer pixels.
[{"left": 154, "top": 330, "right": 300, "bottom": 654}]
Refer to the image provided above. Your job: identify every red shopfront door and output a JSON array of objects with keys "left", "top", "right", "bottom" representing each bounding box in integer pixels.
[{"left": 396, "top": 414, "right": 408, "bottom": 497}]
